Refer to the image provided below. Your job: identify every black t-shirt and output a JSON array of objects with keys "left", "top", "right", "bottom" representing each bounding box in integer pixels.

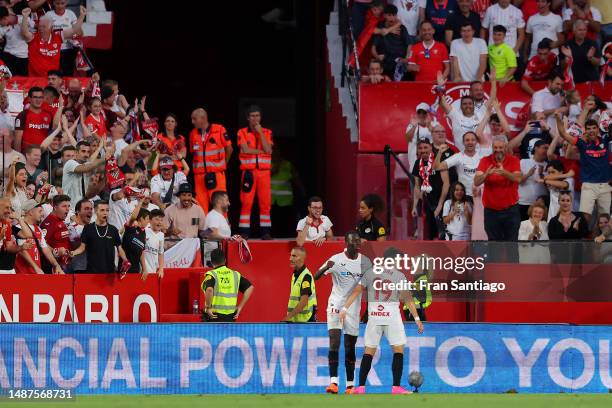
[
  {"left": 444, "top": 11, "right": 481, "bottom": 41},
  {"left": 80, "top": 223, "right": 122, "bottom": 273},
  {"left": 374, "top": 23, "right": 413, "bottom": 60},
  {"left": 39, "top": 150, "right": 63, "bottom": 186},
  {"left": 412, "top": 157, "right": 446, "bottom": 206},
  {"left": 292, "top": 266, "right": 313, "bottom": 297},
  {"left": 204, "top": 269, "right": 253, "bottom": 293},
  {"left": 518, "top": 129, "right": 553, "bottom": 159},
  {"left": 563, "top": 38, "right": 601, "bottom": 83},
  {"left": 121, "top": 225, "right": 146, "bottom": 273},
  {"left": 434, "top": 145, "right": 457, "bottom": 183},
  {"left": 356, "top": 217, "right": 386, "bottom": 241},
  {"left": 0, "top": 225, "right": 19, "bottom": 270}
]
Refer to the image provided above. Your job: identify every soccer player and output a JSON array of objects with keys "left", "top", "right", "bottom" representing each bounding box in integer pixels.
[
  {"left": 340, "top": 248, "right": 424, "bottom": 394},
  {"left": 315, "top": 230, "right": 370, "bottom": 394}
]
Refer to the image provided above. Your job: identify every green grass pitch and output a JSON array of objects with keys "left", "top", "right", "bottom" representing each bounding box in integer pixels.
[{"left": 7, "top": 394, "right": 612, "bottom": 408}]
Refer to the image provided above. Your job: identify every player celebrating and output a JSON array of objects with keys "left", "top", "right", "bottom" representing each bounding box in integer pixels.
[
  {"left": 340, "top": 248, "right": 424, "bottom": 394},
  {"left": 315, "top": 230, "right": 370, "bottom": 394}
]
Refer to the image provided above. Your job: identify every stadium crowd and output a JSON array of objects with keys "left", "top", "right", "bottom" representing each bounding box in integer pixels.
[
  {"left": 358, "top": 0, "right": 611, "bottom": 242},
  {"left": 0, "top": 0, "right": 610, "bottom": 277}
]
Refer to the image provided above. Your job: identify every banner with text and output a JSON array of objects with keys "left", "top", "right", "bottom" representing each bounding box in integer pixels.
[{"left": 1, "top": 323, "right": 612, "bottom": 394}]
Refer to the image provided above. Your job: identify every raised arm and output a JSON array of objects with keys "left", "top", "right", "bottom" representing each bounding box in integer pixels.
[
  {"left": 61, "top": 6, "right": 86, "bottom": 39},
  {"left": 20, "top": 8, "right": 33, "bottom": 42}
]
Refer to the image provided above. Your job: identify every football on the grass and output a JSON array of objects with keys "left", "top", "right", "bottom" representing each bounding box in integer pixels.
[{"left": 408, "top": 371, "right": 424, "bottom": 387}]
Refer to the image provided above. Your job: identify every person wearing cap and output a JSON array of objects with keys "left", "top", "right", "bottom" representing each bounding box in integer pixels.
[
  {"left": 518, "top": 139, "right": 549, "bottom": 221},
  {"left": 520, "top": 39, "right": 559, "bottom": 96},
  {"left": 14, "top": 199, "right": 64, "bottom": 275},
  {"left": 164, "top": 183, "right": 206, "bottom": 243},
  {"left": 405, "top": 102, "right": 435, "bottom": 171},
  {"left": 151, "top": 155, "right": 187, "bottom": 209},
  {"left": 525, "top": 0, "right": 563, "bottom": 60}
]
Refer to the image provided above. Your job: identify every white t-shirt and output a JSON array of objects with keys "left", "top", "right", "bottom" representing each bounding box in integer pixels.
[
  {"left": 296, "top": 215, "right": 333, "bottom": 241},
  {"left": 0, "top": 16, "right": 34, "bottom": 58},
  {"left": 0, "top": 111, "right": 15, "bottom": 131},
  {"left": 109, "top": 188, "right": 132, "bottom": 232},
  {"left": 144, "top": 227, "right": 164, "bottom": 273},
  {"left": 320, "top": 251, "right": 370, "bottom": 316},
  {"left": 17, "top": 224, "right": 47, "bottom": 247},
  {"left": 442, "top": 200, "right": 472, "bottom": 238},
  {"left": 518, "top": 220, "right": 549, "bottom": 240},
  {"left": 128, "top": 200, "right": 159, "bottom": 213},
  {"left": 46, "top": 9, "right": 77, "bottom": 50},
  {"left": 450, "top": 38, "right": 488, "bottom": 82},
  {"left": 61, "top": 159, "right": 88, "bottom": 210},
  {"left": 482, "top": 3, "right": 525, "bottom": 50},
  {"left": 518, "top": 158, "right": 548, "bottom": 205},
  {"left": 406, "top": 122, "right": 434, "bottom": 171},
  {"left": 113, "top": 139, "right": 129, "bottom": 160},
  {"left": 150, "top": 171, "right": 187, "bottom": 206},
  {"left": 203, "top": 208, "right": 231, "bottom": 255},
  {"left": 447, "top": 108, "right": 481, "bottom": 152},
  {"left": 1, "top": 150, "right": 25, "bottom": 191},
  {"left": 531, "top": 87, "right": 562, "bottom": 130},
  {"left": 526, "top": 12, "right": 563, "bottom": 59},
  {"left": 393, "top": 0, "right": 419, "bottom": 36},
  {"left": 444, "top": 151, "right": 484, "bottom": 194}
]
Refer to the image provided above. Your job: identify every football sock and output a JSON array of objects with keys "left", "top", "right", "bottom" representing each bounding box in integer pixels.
[
  {"left": 392, "top": 353, "right": 404, "bottom": 386},
  {"left": 344, "top": 334, "right": 357, "bottom": 383},
  {"left": 358, "top": 354, "right": 373, "bottom": 387},
  {"left": 328, "top": 350, "right": 339, "bottom": 381}
]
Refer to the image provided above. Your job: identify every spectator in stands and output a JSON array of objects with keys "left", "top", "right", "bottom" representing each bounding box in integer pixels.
[
  {"left": 83, "top": 97, "right": 107, "bottom": 138},
  {"left": 469, "top": 80, "right": 490, "bottom": 119},
  {"left": 20, "top": 6, "right": 85, "bottom": 77},
  {"left": 508, "top": 120, "right": 553, "bottom": 159},
  {"left": 23, "top": 144, "right": 44, "bottom": 185},
  {"left": 543, "top": 160, "right": 574, "bottom": 222},
  {"left": 62, "top": 140, "right": 108, "bottom": 210},
  {"left": 5, "top": 160, "right": 28, "bottom": 217},
  {"left": 164, "top": 183, "right": 206, "bottom": 242},
  {"left": 71, "top": 200, "right": 129, "bottom": 274},
  {"left": 391, "top": 0, "right": 419, "bottom": 37},
  {"left": 144, "top": 208, "right": 165, "bottom": 278},
  {"left": 203, "top": 191, "right": 232, "bottom": 261},
  {"left": 438, "top": 77, "right": 480, "bottom": 151},
  {"left": 1, "top": 129, "right": 25, "bottom": 190},
  {"left": 487, "top": 25, "right": 518, "bottom": 83},
  {"left": 420, "top": 0, "right": 458, "bottom": 43},
  {"left": 0, "top": 197, "right": 32, "bottom": 274},
  {"left": 474, "top": 135, "right": 522, "bottom": 241},
  {"left": 157, "top": 113, "right": 188, "bottom": 172},
  {"left": 593, "top": 213, "right": 611, "bottom": 243},
  {"left": 520, "top": 39, "right": 559, "bottom": 95},
  {"left": 14, "top": 199, "right": 63, "bottom": 274},
  {"left": 476, "top": 99, "right": 511, "bottom": 152},
  {"left": 518, "top": 139, "right": 549, "bottom": 220},
  {"left": 412, "top": 139, "right": 450, "bottom": 240},
  {"left": 360, "top": 59, "right": 391, "bottom": 83},
  {"left": 47, "top": 70, "right": 64, "bottom": 94},
  {"left": 120, "top": 199, "right": 150, "bottom": 279},
  {"left": 0, "top": 5, "right": 32, "bottom": 76},
  {"left": 64, "top": 78, "right": 84, "bottom": 114},
  {"left": 450, "top": 22, "right": 488, "bottom": 82},
  {"left": 435, "top": 131, "right": 482, "bottom": 197},
  {"left": 296, "top": 196, "right": 333, "bottom": 247},
  {"left": 40, "top": 194, "right": 71, "bottom": 271},
  {"left": 356, "top": 193, "right": 386, "bottom": 241},
  {"left": 563, "top": 20, "right": 602, "bottom": 84},
  {"left": 442, "top": 181, "right": 472, "bottom": 240},
  {"left": 547, "top": 190, "right": 589, "bottom": 239},
  {"left": 47, "top": 0, "right": 78, "bottom": 76},
  {"left": 15, "top": 87, "right": 56, "bottom": 152},
  {"left": 563, "top": 0, "right": 602, "bottom": 41},
  {"left": 0, "top": 88, "right": 15, "bottom": 131},
  {"left": 371, "top": 4, "right": 413, "bottom": 81},
  {"left": 150, "top": 156, "right": 187, "bottom": 210},
  {"left": 431, "top": 124, "right": 457, "bottom": 183},
  {"left": 518, "top": 202, "right": 549, "bottom": 240},
  {"left": 525, "top": 0, "right": 563, "bottom": 60},
  {"left": 41, "top": 117, "right": 76, "bottom": 187},
  {"left": 108, "top": 179, "right": 136, "bottom": 233},
  {"left": 481, "top": 0, "right": 525, "bottom": 55},
  {"left": 531, "top": 71, "right": 565, "bottom": 129},
  {"left": 444, "top": 0, "right": 481, "bottom": 46},
  {"left": 405, "top": 102, "right": 435, "bottom": 170},
  {"left": 408, "top": 20, "right": 449, "bottom": 81},
  {"left": 557, "top": 114, "right": 611, "bottom": 224},
  {"left": 67, "top": 198, "right": 91, "bottom": 273}
]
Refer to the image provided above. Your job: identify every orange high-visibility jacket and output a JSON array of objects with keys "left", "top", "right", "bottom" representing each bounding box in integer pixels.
[
  {"left": 237, "top": 127, "right": 273, "bottom": 170},
  {"left": 189, "top": 124, "right": 231, "bottom": 174}
]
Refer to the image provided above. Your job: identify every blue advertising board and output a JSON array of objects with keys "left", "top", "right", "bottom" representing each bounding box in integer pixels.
[{"left": 0, "top": 323, "right": 611, "bottom": 394}]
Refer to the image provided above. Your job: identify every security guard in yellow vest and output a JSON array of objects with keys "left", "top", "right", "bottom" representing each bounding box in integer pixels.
[
  {"left": 203, "top": 248, "right": 255, "bottom": 322},
  {"left": 403, "top": 269, "right": 432, "bottom": 321},
  {"left": 283, "top": 246, "right": 317, "bottom": 322}
]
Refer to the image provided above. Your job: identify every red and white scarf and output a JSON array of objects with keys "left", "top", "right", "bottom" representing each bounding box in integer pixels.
[{"left": 419, "top": 153, "right": 434, "bottom": 193}]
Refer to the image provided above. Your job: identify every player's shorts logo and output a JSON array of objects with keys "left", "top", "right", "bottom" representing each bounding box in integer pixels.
[{"left": 377, "top": 304, "right": 384, "bottom": 311}]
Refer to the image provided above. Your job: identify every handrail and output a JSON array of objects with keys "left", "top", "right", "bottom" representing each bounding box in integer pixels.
[
  {"left": 336, "top": 0, "right": 360, "bottom": 128},
  {"left": 384, "top": 144, "right": 415, "bottom": 236}
]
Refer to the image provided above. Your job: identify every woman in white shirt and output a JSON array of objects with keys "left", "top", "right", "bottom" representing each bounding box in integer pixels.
[
  {"left": 518, "top": 203, "right": 549, "bottom": 240},
  {"left": 542, "top": 160, "right": 574, "bottom": 222},
  {"left": 442, "top": 182, "right": 472, "bottom": 240}
]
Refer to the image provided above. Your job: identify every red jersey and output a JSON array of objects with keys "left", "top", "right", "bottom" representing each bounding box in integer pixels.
[
  {"left": 15, "top": 224, "right": 45, "bottom": 274},
  {"left": 521, "top": 0, "right": 538, "bottom": 21},
  {"left": 15, "top": 108, "right": 52, "bottom": 149},
  {"left": 40, "top": 213, "right": 70, "bottom": 266},
  {"left": 408, "top": 41, "right": 449, "bottom": 82},
  {"left": 156, "top": 133, "right": 186, "bottom": 171},
  {"left": 28, "top": 31, "right": 63, "bottom": 77},
  {"left": 477, "top": 154, "right": 521, "bottom": 210},
  {"left": 85, "top": 113, "right": 107, "bottom": 137},
  {"left": 522, "top": 53, "right": 558, "bottom": 81},
  {"left": 559, "top": 157, "right": 581, "bottom": 191},
  {"left": 41, "top": 100, "right": 60, "bottom": 117}
]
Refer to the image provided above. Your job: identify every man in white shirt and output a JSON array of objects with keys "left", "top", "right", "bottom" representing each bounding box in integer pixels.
[
  {"left": 392, "top": 0, "right": 419, "bottom": 36},
  {"left": 518, "top": 140, "right": 549, "bottom": 220},
  {"left": 531, "top": 71, "right": 564, "bottom": 130},
  {"left": 434, "top": 131, "right": 483, "bottom": 196},
  {"left": 203, "top": 191, "right": 232, "bottom": 261},
  {"left": 481, "top": 0, "right": 526, "bottom": 53},
  {"left": 151, "top": 156, "right": 187, "bottom": 209},
  {"left": 405, "top": 102, "right": 435, "bottom": 171},
  {"left": 450, "top": 22, "right": 488, "bottom": 82},
  {"left": 0, "top": 8, "right": 34, "bottom": 76},
  {"left": 144, "top": 209, "right": 165, "bottom": 278},
  {"left": 525, "top": 0, "right": 564, "bottom": 59},
  {"left": 62, "top": 140, "right": 108, "bottom": 211},
  {"left": 296, "top": 196, "right": 333, "bottom": 247},
  {"left": 439, "top": 88, "right": 481, "bottom": 152}
]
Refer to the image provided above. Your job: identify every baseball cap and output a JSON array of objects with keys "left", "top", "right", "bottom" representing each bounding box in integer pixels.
[
  {"left": 159, "top": 156, "right": 174, "bottom": 169},
  {"left": 22, "top": 199, "right": 41, "bottom": 213},
  {"left": 416, "top": 103, "right": 430, "bottom": 113}
]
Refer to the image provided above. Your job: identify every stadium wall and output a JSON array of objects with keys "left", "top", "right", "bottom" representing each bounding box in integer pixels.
[{"left": 1, "top": 322, "right": 612, "bottom": 394}]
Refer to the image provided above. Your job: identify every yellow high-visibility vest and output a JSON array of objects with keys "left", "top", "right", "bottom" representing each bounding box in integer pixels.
[
  {"left": 203, "top": 266, "right": 241, "bottom": 315},
  {"left": 287, "top": 267, "right": 317, "bottom": 322}
]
